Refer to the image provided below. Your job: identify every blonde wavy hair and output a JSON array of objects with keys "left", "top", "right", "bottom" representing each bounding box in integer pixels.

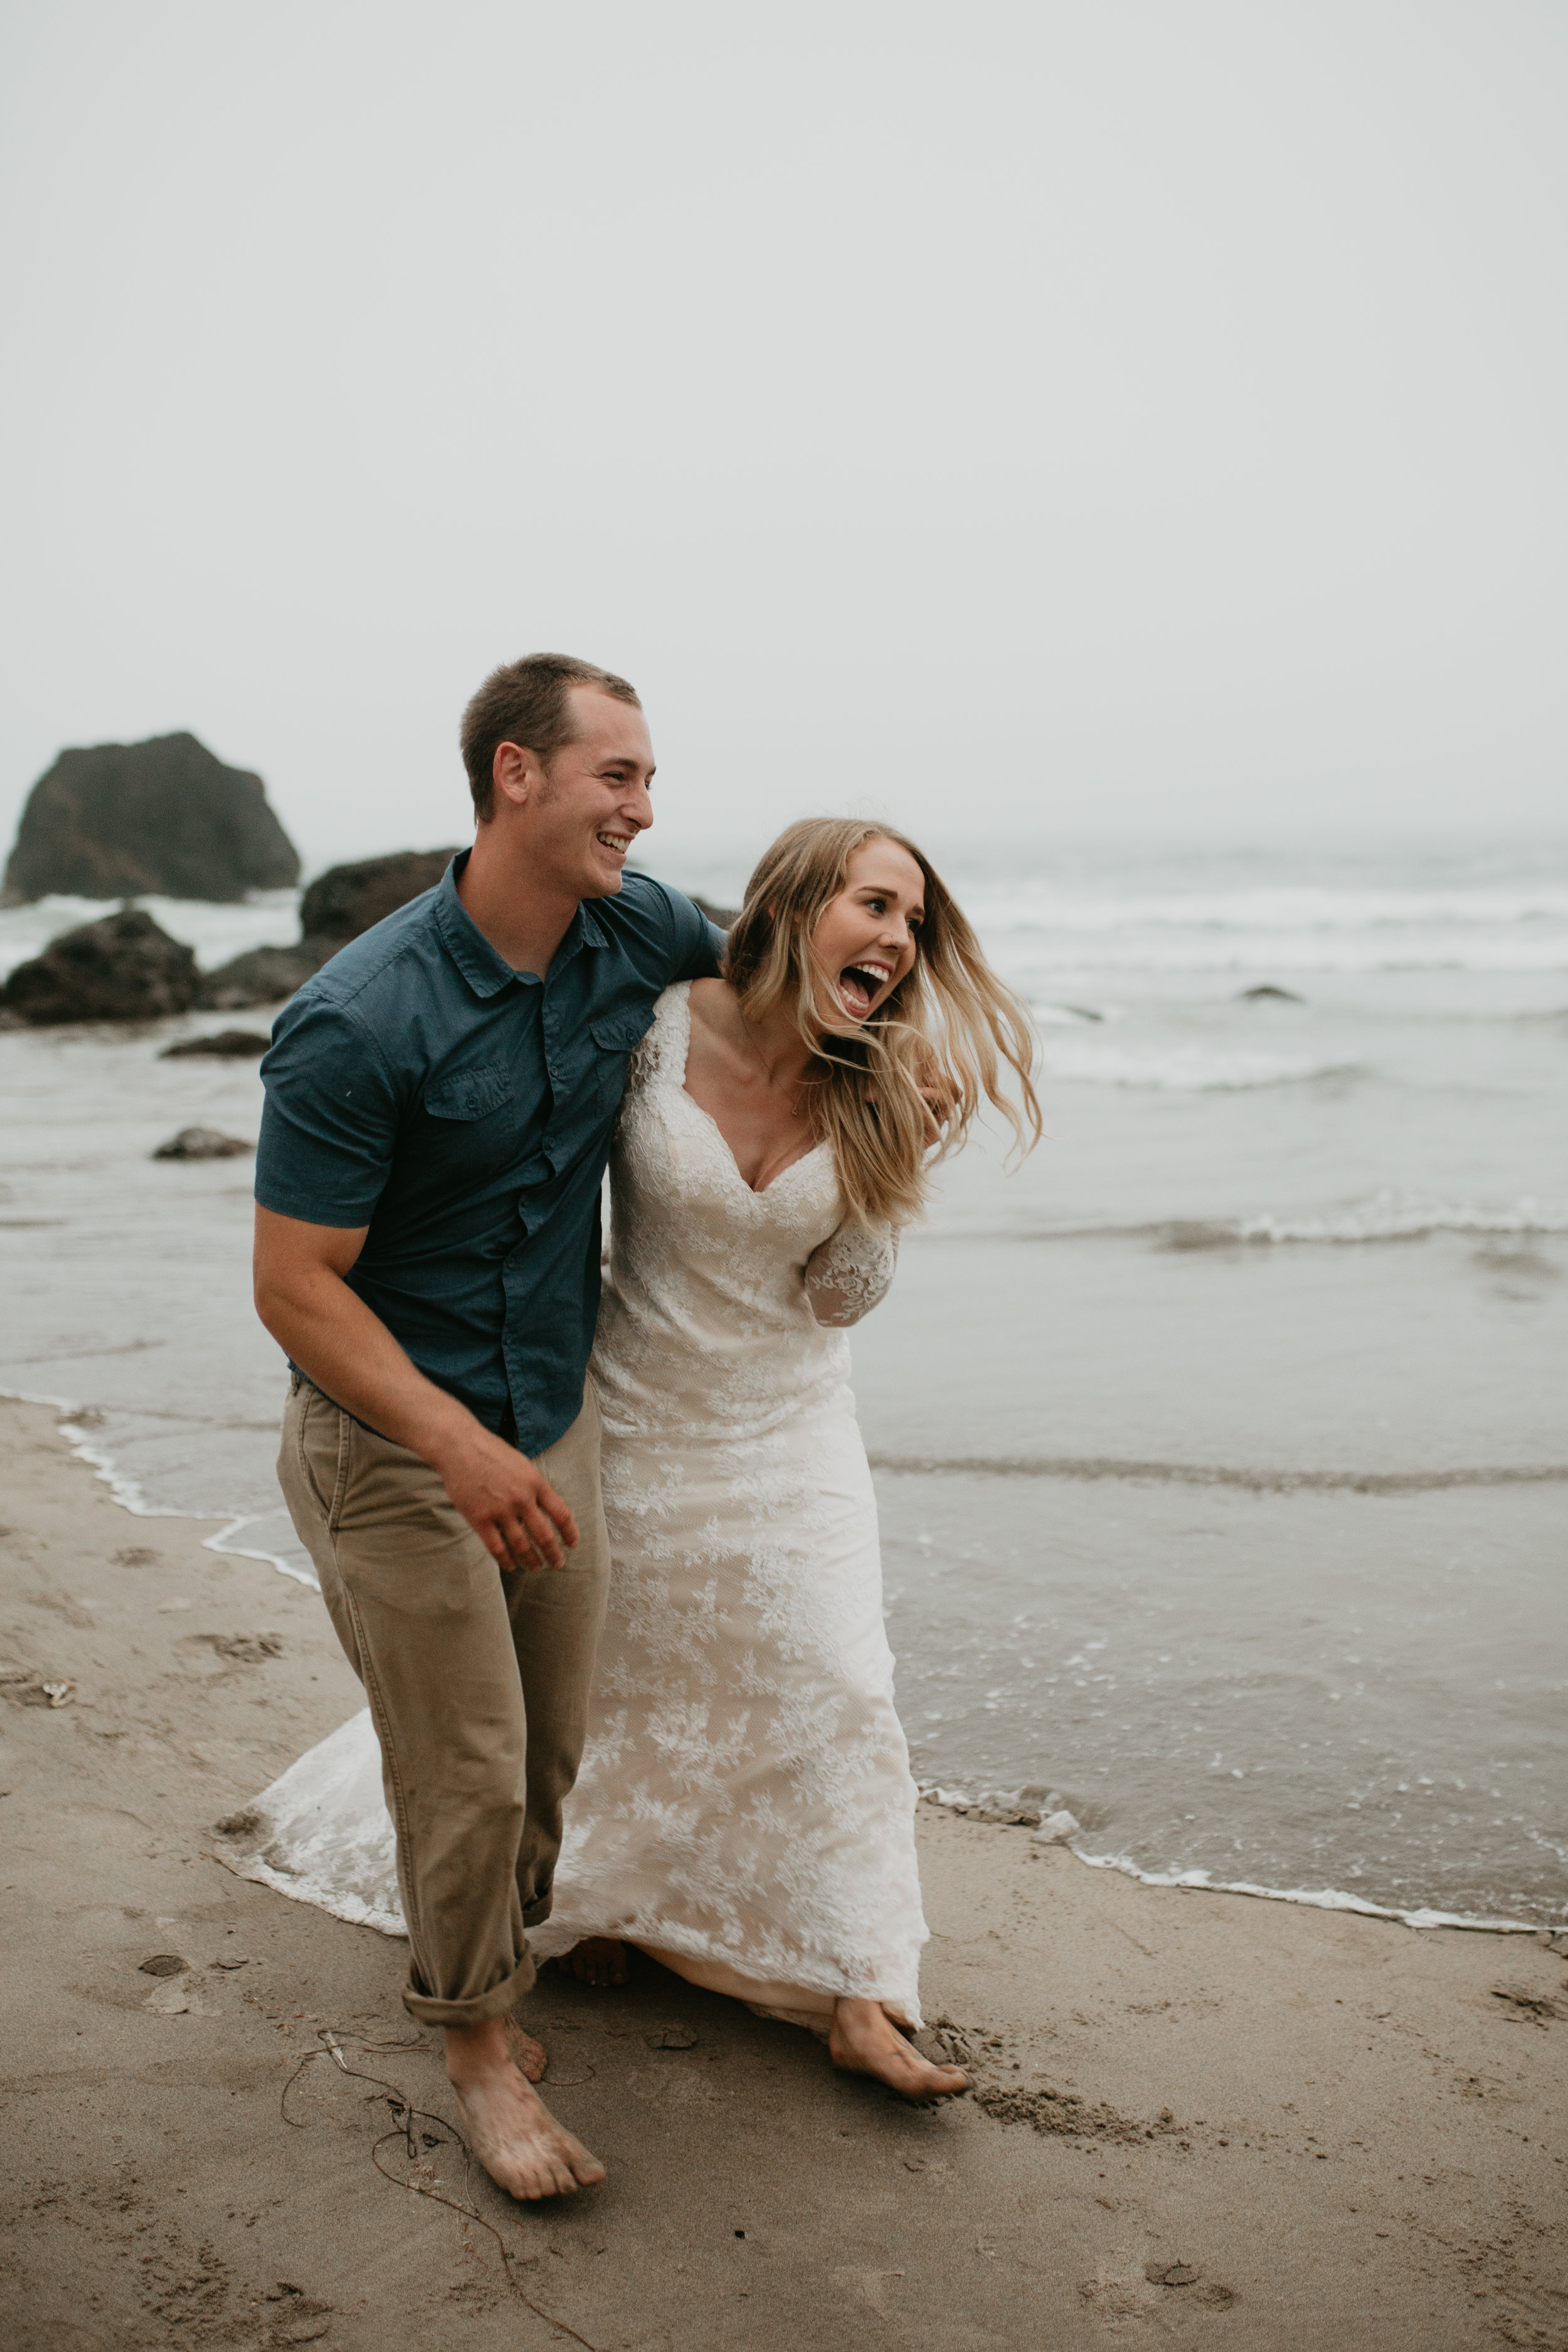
[{"left": 725, "top": 818, "right": 1042, "bottom": 1227}]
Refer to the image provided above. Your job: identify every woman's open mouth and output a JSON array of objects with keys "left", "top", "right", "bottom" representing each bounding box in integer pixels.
[{"left": 836, "top": 960, "right": 893, "bottom": 1019}]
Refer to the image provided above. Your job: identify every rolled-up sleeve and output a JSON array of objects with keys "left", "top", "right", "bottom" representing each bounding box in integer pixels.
[
  {"left": 658, "top": 883, "right": 728, "bottom": 980},
  {"left": 255, "top": 994, "right": 404, "bottom": 1228}
]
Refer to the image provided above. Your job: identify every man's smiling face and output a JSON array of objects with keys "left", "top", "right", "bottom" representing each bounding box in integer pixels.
[{"left": 500, "top": 687, "right": 656, "bottom": 901}]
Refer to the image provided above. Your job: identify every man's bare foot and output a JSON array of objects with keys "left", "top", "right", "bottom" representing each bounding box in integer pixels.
[
  {"left": 558, "top": 1936, "right": 628, "bottom": 1988},
  {"left": 829, "top": 1999, "right": 969, "bottom": 2100},
  {"left": 503, "top": 2015, "right": 548, "bottom": 2083},
  {"left": 444, "top": 2017, "right": 606, "bottom": 2199}
]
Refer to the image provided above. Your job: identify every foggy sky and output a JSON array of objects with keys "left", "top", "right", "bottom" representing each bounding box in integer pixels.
[{"left": 2, "top": 0, "right": 1564, "bottom": 878}]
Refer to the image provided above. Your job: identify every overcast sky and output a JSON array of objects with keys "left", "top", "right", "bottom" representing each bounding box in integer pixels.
[{"left": 3, "top": 0, "right": 1564, "bottom": 879}]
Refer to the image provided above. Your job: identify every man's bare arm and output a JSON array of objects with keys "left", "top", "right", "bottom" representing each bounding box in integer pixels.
[{"left": 253, "top": 1204, "right": 576, "bottom": 1571}]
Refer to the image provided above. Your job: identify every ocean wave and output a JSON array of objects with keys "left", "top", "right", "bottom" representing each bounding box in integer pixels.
[
  {"left": 0, "top": 890, "right": 302, "bottom": 983},
  {"left": 919, "top": 1786, "right": 1545, "bottom": 1932},
  {"left": 1034, "top": 1037, "right": 1356, "bottom": 1089},
  {"left": 1, "top": 1384, "right": 315, "bottom": 1586},
  {"left": 871, "top": 1452, "right": 1568, "bottom": 1492},
  {"left": 1064, "top": 1848, "right": 1542, "bottom": 1936},
  {"left": 925, "top": 1192, "right": 1568, "bottom": 1249},
  {"left": 1004, "top": 933, "right": 1568, "bottom": 973},
  {"left": 1232, "top": 1191, "right": 1568, "bottom": 1244},
  {"left": 968, "top": 884, "right": 1568, "bottom": 933}
]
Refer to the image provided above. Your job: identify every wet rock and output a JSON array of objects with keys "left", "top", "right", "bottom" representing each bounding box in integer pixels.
[
  {"left": 196, "top": 941, "right": 331, "bottom": 1010},
  {"left": 152, "top": 1126, "right": 253, "bottom": 1161},
  {"left": 3, "top": 732, "right": 299, "bottom": 903},
  {"left": 1, "top": 908, "right": 199, "bottom": 1024},
  {"left": 1032, "top": 1808, "right": 1081, "bottom": 1845},
  {"left": 159, "top": 1029, "right": 272, "bottom": 1059},
  {"left": 299, "top": 849, "right": 459, "bottom": 946}
]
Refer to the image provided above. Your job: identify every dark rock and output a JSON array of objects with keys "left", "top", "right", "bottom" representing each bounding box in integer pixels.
[
  {"left": 1, "top": 908, "right": 199, "bottom": 1024},
  {"left": 299, "top": 849, "right": 459, "bottom": 945},
  {"left": 138, "top": 1954, "right": 187, "bottom": 1978},
  {"left": 3, "top": 732, "right": 300, "bottom": 903},
  {"left": 1237, "top": 983, "right": 1303, "bottom": 1003},
  {"left": 158, "top": 1029, "right": 272, "bottom": 1060},
  {"left": 152, "top": 1126, "right": 253, "bottom": 1161},
  {"left": 196, "top": 940, "right": 331, "bottom": 1010},
  {"left": 692, "top": 894, "right": 738, "bottom": 930}
]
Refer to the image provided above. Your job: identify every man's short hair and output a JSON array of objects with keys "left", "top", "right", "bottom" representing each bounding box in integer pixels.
[{"left": 460, "top": 652, "right": 642, "bottom": 821}]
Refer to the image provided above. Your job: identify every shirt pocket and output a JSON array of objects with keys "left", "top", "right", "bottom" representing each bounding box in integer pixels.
[
  {"left": 423, "top": 1061, "right": 514, "bottom": 1121},
  {"left": 590, "top": 1005, "right": 658, "bottom": 1118}
]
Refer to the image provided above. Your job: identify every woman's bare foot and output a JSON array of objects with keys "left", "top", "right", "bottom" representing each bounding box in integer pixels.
[
  {"left": 503, "top": 2015, "right": 548, "bottom": 2082},
  {"left": 829, "top": 1999, "right": 969, "bottom": 2100},
  {"left": 444, "top": 2018, "right": 606, "bottom": 2200},
  {"left": 558, "top": 1936, "right": 628, "bottom": 1988}
]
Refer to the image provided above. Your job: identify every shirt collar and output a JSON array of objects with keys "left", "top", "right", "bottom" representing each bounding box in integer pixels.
[{"left": 433, "top": 850, "right": 608, "bottom": 997}]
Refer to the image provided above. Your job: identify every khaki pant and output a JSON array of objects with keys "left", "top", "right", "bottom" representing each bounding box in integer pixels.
[{"left": 276, "top": 1374, "right": 610, "bottom": 2028}]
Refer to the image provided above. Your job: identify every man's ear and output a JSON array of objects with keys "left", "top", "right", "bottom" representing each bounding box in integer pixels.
[{"left": 492, "top": 740, "right": 536, "bottom": 810}]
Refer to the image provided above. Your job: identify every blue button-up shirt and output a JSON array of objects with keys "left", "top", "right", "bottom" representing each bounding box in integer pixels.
[{"left": 255, "top": 852, "right": 724, "bottom": 1455}]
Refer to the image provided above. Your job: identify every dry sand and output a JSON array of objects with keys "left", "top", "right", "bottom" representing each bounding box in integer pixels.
[{"left": 2, "top": 1394, "right": 1564, "bottom": 2351}]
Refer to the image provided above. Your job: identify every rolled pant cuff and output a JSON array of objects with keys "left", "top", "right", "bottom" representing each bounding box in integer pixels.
[{"left": 400, "top": 1947, "right": 537, "bottom": 2030}]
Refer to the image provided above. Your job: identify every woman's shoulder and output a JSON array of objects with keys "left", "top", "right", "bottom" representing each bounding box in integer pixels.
[{"left": 683, "top": 974, "right": 734, "bottom": 1024}]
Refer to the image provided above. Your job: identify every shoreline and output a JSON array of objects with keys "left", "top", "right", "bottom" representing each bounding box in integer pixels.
[
  {"left": 3, "top": 1392, "right": 1567, "bottom": 2349},
  {"left": 9, "top": 1380, "right": 1555, "bottom": 1941}
]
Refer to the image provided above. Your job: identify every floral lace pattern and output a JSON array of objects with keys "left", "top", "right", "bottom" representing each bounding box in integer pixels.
[
  {"left": 530, "top": 983, "right": 929, "bottom": 2020},
  {"left": 803, "top": 1219, "right": 899, "bottom": 1326},
  {"left": 228, "top": 983, "right": 930, "bottom": 2021}
]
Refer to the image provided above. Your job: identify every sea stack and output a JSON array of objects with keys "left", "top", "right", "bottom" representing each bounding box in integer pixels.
[{"left": 3, "top": 733, "right": 300, "bottom": 904}]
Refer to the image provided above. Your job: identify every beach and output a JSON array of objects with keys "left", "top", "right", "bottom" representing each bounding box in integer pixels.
[
  {"left": 3, "top": 840, "right": 1565, "bottom": 1929},
  {"left": 4, "top": 1394, "right": 1565, "bottom": 2351}
]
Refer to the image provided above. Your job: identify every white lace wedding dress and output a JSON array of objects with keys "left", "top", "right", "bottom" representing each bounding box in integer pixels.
[{"left": 231, "top": 982, "right": 930, "bottom": 2029}]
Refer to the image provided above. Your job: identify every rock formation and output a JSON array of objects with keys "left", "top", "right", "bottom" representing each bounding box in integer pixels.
[
  {"left": 298, "top": 849, "right": 460, "bottom": 946},
  {"left": 3, "top": 733, "right": 300, "bottom": 904},
  {"left": 158, "top": 1030, "right": 272, "bottom": 1060},
  {"left": 192, "top": 852, "right": 459, "bottom": 1010},
  {"left": 152, "top": 1128, "right": 254, "bottom": 1160},
  {"left": 196, "top": 942, "right": 329, "bottom": 1010},
  {"left": 1, "top": 909, "right": 199, "bottom": 1024}
]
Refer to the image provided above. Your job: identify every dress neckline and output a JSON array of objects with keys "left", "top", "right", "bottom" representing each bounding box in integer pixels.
[{"left": 665, "top": 982, "right": 830, "bottom": 1202}]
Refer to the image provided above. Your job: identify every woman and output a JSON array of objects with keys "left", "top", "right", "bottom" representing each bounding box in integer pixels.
[
  {"left": 531, "top": 818, "right": 1039, "bottom": 2096},
  {"left": 235, "top": 819, "right": 1038, "bottom": 2100}
]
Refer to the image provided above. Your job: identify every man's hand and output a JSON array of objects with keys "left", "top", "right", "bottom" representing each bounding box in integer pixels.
[
  {"left": 254, "top": 1204, "right": 578, "bottom": 1571},
  {"left": 432, "top": 1421, "right": 579, "bottom": 1573}
]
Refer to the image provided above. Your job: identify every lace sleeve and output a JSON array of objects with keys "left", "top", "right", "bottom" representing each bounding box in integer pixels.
[{"left": 802, "top": 1218, "right": 899, "bottom": 1327}]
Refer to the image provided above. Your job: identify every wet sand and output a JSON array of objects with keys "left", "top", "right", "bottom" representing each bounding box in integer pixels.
[{"left": 3, "top": 1396, "right": 1565, "bottom": 2351}]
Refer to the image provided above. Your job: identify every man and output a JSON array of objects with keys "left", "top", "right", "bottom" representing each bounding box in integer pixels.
[{"left": 252, "top": 653, "right": 725, "bottom": 2199}]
